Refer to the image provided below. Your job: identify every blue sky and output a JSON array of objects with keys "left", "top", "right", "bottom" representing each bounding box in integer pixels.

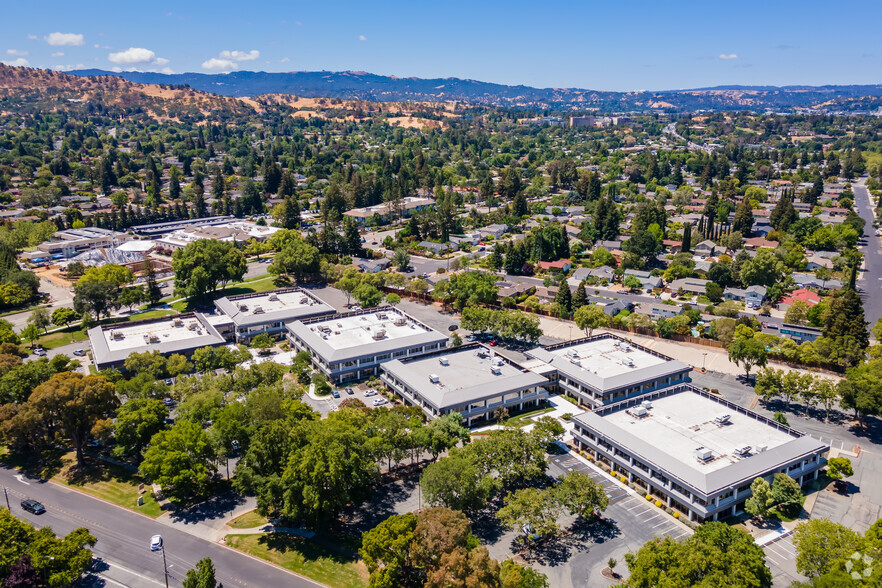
[{"left": 2, "top": 0, "right": 879, "bottom": 91}]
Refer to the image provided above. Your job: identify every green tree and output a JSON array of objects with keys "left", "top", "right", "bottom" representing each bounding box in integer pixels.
[
  {"left": 793, "top": 518, "right": 864, "bottom": 578},
  {"left": 250, "top": 333, "right": 274, "bottom": 350},
  {"left": 624, "top": 522, "right": 771, "bottom": 588},
  {"left": 827, "top": 457, "right": 854, "bottom": 481},
  {"left": 20, "top": 324, "right": 39, "bottom": 348},
  {"left": 360, "top": 513, "right": 420, "bottom": 588},
  {"left": 268, "top": 239, "right": 320, "bottom": 281},
  {"left": 29, "top": 372, "right": 118, "bottom": 468},
  {"left": 745, "top": 477, "right": 774, "bottom": 519},
  {"left": 183, "top": 557, "right": 223, "bottom": 588},
  {"left": 393, "top": 248, "right": 411, "bottom": 272},
  {"left": 354, "top": 283, "right": 383, "bottom": 308},
  {"left": 422, "top": 450, "right": 497, "bottom": 512},
  {"left": 73, "top": 279, "right": 119, "bottom": 320},
  {"left": 574, "top": 304, "right": 608, "bottom": 336},
  {"left": 739, "top": 249, "right": 783, "bottom": 287},
  {"left": 554, "top": 470, "right": 609, "bottom": 521},
  {"left": 771, "top": 473, "right": 803, "bottom": 517},
  {"left": 497, "top": 488, "right": 560, "bottom": 540},
  {"left": 705, "top": 282, "right": 723, "bottom": 303},
  {"left": 113, "top": 398, "right": 169, "bottom": 457},
  {"left": 27, "top": 308, "right": 50, "bottom": 334},
  {"left": 140, "top": 420, "right": 217, "bottom": 500},
  {"left": 499, "top": 559, "right": 549, "bottom": 588},
  {"left": 554, "top": 283, "right": 572, "bottom": 317},
  {"left": 732, "top": 199, "right": 755, "bottom": 236},
  {"left": 572, "top": 282, "right": 588, "bottom": 311},
  {"left": 728, "top": 337, "right": 768, "bottom": 379},
  {"left": 172, "top": 240, "right": 246, "bottom": 300},
  {"left": 51, "top": 307, "right": 79, "bottom": 328}
]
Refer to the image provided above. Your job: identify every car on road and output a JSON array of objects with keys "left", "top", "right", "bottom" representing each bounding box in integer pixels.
[
  {"left": 364, "top": 389, "right": 378, "bottom": 397},
  {"left": 163, "top": 397, "right": 175, "bottom": 407},
  {"left": 447, "top": 324, "right": 457, "bottom": 332},
  {"left": 73, "top": 348, "right": 86, "bottom": 356},
  {"left": 372, "top": 398, "right": 388, "bottom": 406},
  {"left": 150, "top": 535, "right": 163, "bottom": 551},
  {"left": 32, "top": 347, "right": 47, "bottom": 357},
  {"left": 345, "top": 387, "right": 354, "bottom": 395},
  {"left": 20, "top": 499, "right": 45, "bottom": 515},
  {"left": 332, "top": 390, "right": 340, "bottom": 399},
  {"left": 488, "top": 339, "right": 497, "bottom": 347}
]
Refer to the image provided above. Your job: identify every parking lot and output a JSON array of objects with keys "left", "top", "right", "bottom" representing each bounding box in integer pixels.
[
  {"left": 763, "top": 534, "right": 802, "bottom": 585},
  {"left": 303, "top": 381, "right": 394, "bottom": 416},
  {"left": 548, "top": 453, "right": 690, "bottom": 543}
]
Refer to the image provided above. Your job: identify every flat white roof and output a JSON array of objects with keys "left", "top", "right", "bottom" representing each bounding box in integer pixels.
[
  {"left": 546, "top": 338, "right": 666, "bottom": 377},
  {"left": 575, "top": 386, "right": 828, "bottom": 495},
  {"left": 316, "top": 311, "right": 432, "bottom": 350},
  {"left": 288, "top": 308, "right": 448, "bottom": 363},
  {"left": 603, "top": 390, "right": 793, "bottom": 474},
  {"left": 214, "top": 288, "right": 333, "bottom": 327}
]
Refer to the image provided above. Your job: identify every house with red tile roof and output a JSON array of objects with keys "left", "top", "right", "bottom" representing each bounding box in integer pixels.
[{"left": 777, "top": 288, "right": 820, "bottom": 310}]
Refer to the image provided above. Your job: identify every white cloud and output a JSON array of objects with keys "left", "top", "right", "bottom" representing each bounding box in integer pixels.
[
  {"left": 718, "top": 53, "right": 738, "bottom": 60},
  {"left": 27, "top": 34, "right": 38, "bottom": 40},
  {"left": 279, "top": 57, "right": 290, "bottom": 63},
  {"left": 108, "top": 47, "right": 169, "bottom": 68},
  {"left": 51, "top": 51, "right": 64, "bottom": 57},
  {"left": 51, "top": 63, "right": 84, "bottom": 71},
  {"left": 1, "top": 58, "right": 30, "bottom": 67},
  {"left": 201, "top": 57, "right": 237, "bottom": 71},
  {"left": 45, "top": 32, "right": 84, "bottom": 46},
  {"left": 358, "top": 35, "right": 367, "bottom": 41},
  {"left": 6, "top": 49, "right": 29, "bottom": 56},
  {"left": 218, "top": 49, "right": 260, "bottom": 62},
  {"left": 93, "top": 43, "right": 111, "bottom": 50}
]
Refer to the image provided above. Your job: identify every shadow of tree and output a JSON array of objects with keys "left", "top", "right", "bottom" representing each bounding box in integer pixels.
[
  {"left": 168, "top": 485, "right": 246, "bottom": 524},
  {"left": 516, "top": 519, "right": 622, "bottom": 567}
]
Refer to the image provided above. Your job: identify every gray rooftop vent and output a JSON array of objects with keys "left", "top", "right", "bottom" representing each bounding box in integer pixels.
[
  {"left": 641, "top": 400, "right": 652, "bottom": 409},
  {"left": 714, "top": 414, "right": 731, "bottom": 425},
  {"left": 490, "top": 366, "right": 502, "bottom": 375},
  {"left": 566, "top": 349, "right": 579, "bottom": 358},
  {"left": 755, "top": 443, "right": 768, "bottom": 453},
  {"left": 429, "top": 373, "right": 440, "bottom": 384},
  {"left": 439, "top": 357, "right": 449, "bottom": 366},
  {"left": 733, "top": 446, "right": 752, "bottom": 457},
  {"left": 253, "top": 306, "right": 264, "bottom": 314},
  {"left": 372, "top": 329, "right": 387, "bottom": 340},
  {"left": 268, "top": 294, "right": 279, "bottom": 301},
  {"left": 696, "top": 447, "right": 713, "bottom": 461},
  {"left": 631, "top": 405, "right": 648, "bottom": 418}
]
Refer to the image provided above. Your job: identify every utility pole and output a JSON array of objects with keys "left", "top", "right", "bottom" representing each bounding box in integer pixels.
[
  {"left": 161, "top": 545, "right": 170, "bottom": 588},
  {"left": 3, "top": 487, "right": 9, "bottom": 510}
]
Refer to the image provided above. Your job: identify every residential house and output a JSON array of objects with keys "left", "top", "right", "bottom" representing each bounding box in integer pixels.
[
  {"left": 477, "top": 224, "right": 507, "bottom": 239},
  {"left": 723, "top": 285, "right": 767, "bottom": 308},
  {"left": 420, "top": 241, "right": 458, "bottom": 254},
  {"left": 805, "top": 255, "right": 834, "bottom": 271},
  {"left": 791, "top": 273, "right": 842, "bottom": 290},
  {"left": 586, "top": 296, "right": 629, "bottom": 316},
  {"left": 537, "top": 259, "right": 572, "bottom": 273},
  {"left": 354, "top": 257, "right": 391, "bottom": 273},
  {"left": 623, "top": 269, "right": 663, "bottom": 290},
  {"left": 662, "top": 240, "right": 683, "bottom": 254},
  {"left": 693, "top": 240, "right": 717, "bottom": 258},
  {"left": 744, "top": 237, "right": 778, "bottom": 250},
  {"left": 779, "top": 324, "right": 822, "bottom": 344},
  {"left": 777, "top": 288, "right": 821, "bottom": 311},
  {"left": 635, "top": 303, "right": 683, "bottom": 319},
  {"left": 668, "top": 277, "right": 711, "bottom": 296}
]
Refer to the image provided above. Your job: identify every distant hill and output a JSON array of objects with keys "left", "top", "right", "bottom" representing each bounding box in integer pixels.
[{"left": 68, "top": 69, "right": 882, "bottom": 112}]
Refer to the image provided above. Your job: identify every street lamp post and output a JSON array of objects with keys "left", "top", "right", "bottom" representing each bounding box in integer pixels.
[
  {"left": 702, "top": 352, "right": 707, "bottom": 372},
  {"left": 161, "top": 545, "right": 170, "bottom": 588},
  {"left": 3, "top": 487, "right": 9, "bottom": 510}
]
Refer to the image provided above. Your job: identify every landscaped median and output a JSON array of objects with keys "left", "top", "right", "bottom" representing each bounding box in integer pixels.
[{"left": 224, "top": 532, "right": 368, "bottom": 588}]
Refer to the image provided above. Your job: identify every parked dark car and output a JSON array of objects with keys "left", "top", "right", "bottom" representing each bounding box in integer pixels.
[{"left": 21, "top": 499, "right": 45, "bottom": 515}]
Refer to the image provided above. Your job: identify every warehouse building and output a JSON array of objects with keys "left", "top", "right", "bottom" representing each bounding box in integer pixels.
[
  {"left": 88, "top": 313, "right": 226, "bottom": 370},
  {"left": 381, "top": 344, "right": 549, "bottom": 426},
  {"left": 525, "top": 335, "right": 691, "bottom": 409},
  {"left": 212, "top": 288, "right": 334, "bottom": 343},
  {"left": 287, "top": 308, "right": 448, "bottom": 383},
  {"left": 572, "top": 385, "right": 827, "bottom": 522}
]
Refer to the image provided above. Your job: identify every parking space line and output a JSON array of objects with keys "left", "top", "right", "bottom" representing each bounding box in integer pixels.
[
  {"left": 773, "top": 542, "right": 796, "bottom": 556},
  {"left": 765, "top": 552, "right": 783, "bottom": 566},
  {"left": 652, "top": 520, "right": 670, "bottom": 529},
  {"left": 640, "top": 513, "right": 663, "bottom": 523},
  {"left": 766, "top": 546, "right": 792, "bottom": 560},
  {"left": 627, "top": 502, "right": 647, "bottom": 511}
]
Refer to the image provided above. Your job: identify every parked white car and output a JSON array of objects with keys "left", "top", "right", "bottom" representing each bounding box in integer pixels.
[{"left": 372, "top": 398, "right": 388, "bottom": 406}]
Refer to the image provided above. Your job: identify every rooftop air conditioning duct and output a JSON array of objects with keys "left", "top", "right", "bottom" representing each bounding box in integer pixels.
[
  {"left": 631, "top": 406, "right": 648, "bottom": 418},
  {"left": 268, "top": 294, "right": 279, "bottom": 301},
  {"left": 429, "top": 374, "right": 440, "bottom": 383},
  {"left": 490, "top": 366, "right": 502, "bottom": 375},
  {"left": 696, "top": 447, "right": 713, "bottom": 461},
  {"left": 439, "top": 358, "right": 449, "bottom": 366},
  {"left": 733, "top": 446, "right": 752, "bottom": 457},
  {"left": 253, "top": 306, "right": 264, "bottom": 314},
  {"left": 755, "top": 444, "right": 768, "bottom": 453},
  {"left": 714, "top": 414, "right": 731, "bottom": 425},
  {"left": 641, "top": 400, "right": 652, "bottom": 409}
]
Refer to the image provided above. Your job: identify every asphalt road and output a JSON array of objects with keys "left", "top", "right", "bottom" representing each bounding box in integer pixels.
[
  {"left": 0, "top": 468, "right": 321, "bottom": 588},
  {"left": 852, "top": 178, "right": 882, "bottom": 327}
]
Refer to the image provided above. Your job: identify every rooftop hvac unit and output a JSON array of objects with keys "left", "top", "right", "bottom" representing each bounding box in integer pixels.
[
  {"left": 755, "top": 444, "right": 768, "bottom": 453},
  {"left": 238, "top": 304, "right": 248, "bottom": 312},
  {"left": 490, "top": 366, "right": 502, "bottom": 375},
  {"left": 566, "top": 349, "right": 579, "bottom": 358},
  {"left": 641, "top": 400, "right": 652, "bottom": 409},
  {"left": 714, "top": 414, "right": 731, "bottom": 425},
  {"left": 377, "top": 313, "right": 387, "bottom": 320},
  {"left": 253, "top": 306, "right": 264, "bottom": 314},
  {"left": 493, "top": 357, "right": 504, "bottom": 366},
  {"left": 429, "top": 374, "right": 440, "bottom": 384},
  {"left": 372, "top": 329, "right": 387, "bottom": 340},
  {"left": 268, "top": 294, "right": 279, "bottom": 301},
  {"left": 570, "top": 358, "right": 581, "bottom": 367},
  {"left": 631, "top": 406, "right": 648, "bottom": 418},
  {"left": 477, "top": 349, "right": 488, "bottom": 358},
  {"left": 173, "top": 318, "right": 183, "bottom": 327},
  {"left": 188, "top": 322, "right": 198, "bottom": 331},
  {"left": 110, "top": 330, "right": 124, "bottom": 340},
  {"left": 733, "top": 446, "right": 752, "bottom": 457},
  {"left": 439, "top": 358, "right": 449, "bottom": 366},
  {"left": 300, "top": 297, "right": 309, "bottom": 304},
  {"left": 149, "top": 334, "right": 160, "bottom": 343},
  {"left": 696, "top": 447, "right": 713, "bottom": 461},
  {"left": 393, "top": 317, "right": 407, "bottom": 326}
]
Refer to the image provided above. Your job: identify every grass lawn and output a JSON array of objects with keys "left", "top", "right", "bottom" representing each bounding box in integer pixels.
[
  {"left": 34, "top": 327, "right": 89, "bottom": 349},
  {"left": 227, "top": 509, "right": 268, "bottom": 529},
  {"left": 225, "top": 533, "right": 368, "bottom": 588},
  {"left": 165, "top": 274, "right": 287, "bottom": 312},
  {"left": 503, "top": 406, "right": 555, "bottom": 428},
  {"left": 52, "top": 452, "right": 163, "bottom": 518}
]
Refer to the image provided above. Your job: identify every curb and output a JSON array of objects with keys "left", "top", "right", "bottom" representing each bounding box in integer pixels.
[{"left": 220, "top": 537, "right": 331, "bottom": 588}]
